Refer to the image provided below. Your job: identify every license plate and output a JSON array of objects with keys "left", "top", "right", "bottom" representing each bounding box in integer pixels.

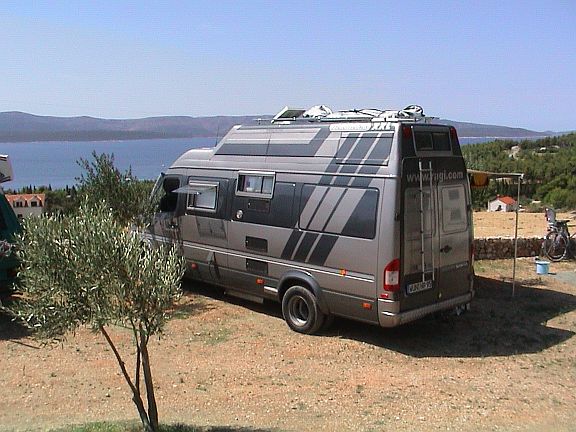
[{"left": 406, "top": 279, "right": 433, "bottom": 294}]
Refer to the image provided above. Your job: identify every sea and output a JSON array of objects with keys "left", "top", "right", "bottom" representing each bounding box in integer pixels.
[{"left": 0, "top": 136, "right": 533, "bottom": 190}]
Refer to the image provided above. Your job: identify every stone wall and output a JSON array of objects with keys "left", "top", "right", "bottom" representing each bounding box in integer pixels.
[{"left": 474, "top": 236, "right": 543, "bottom": 260}]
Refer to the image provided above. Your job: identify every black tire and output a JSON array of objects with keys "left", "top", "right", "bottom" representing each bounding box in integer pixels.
[
  {"left": 543, "top": 231, "right": 568, "bottom": 262},
  {"left": 282, "top": 285, "right": 325, "bottom": 334}
]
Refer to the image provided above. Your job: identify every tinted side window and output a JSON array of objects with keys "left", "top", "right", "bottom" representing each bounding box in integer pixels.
[
  {"left": 414, "top": 131, "right": 434, "bottom": 151},
  {"left": 414, "top": 130, "right": 452, "bottom": 152},
  {"left": 299, "top": 185, "right": 378, "bottom": 239},
  {"left": 441, "top": 185, "right": 468, "bottom": 233},
  {"left": 433, "top": 132, "right": 451, "bottom": 151},
  {"left": 159, "top": 177, "right": 180, "bottom": 212},
  {"left": 237, "top": 172, "right": 275, "bottom": 198}
]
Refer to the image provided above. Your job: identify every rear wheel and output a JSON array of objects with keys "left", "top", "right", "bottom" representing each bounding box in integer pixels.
[
  {"left": 543, "top": 231, "right": 568, "bottom": 262},
  {"left": 282, "top": 285, "right": 325, "bottom": 334},
  {"left": 569, "top": 233, "right": 576, "bottom": 259}
]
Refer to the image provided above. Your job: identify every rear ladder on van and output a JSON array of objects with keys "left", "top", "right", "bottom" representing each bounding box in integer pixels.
[{"left": 418, "top": 159, "right": 435, "bottom": 283}]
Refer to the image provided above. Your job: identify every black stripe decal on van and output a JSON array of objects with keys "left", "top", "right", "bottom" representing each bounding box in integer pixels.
[
  {"left": 281, "top": 230, "right": 303, "bottom": 260},
  {"left": 321, "top": 188, "right": 348, "bottom": 232},
  {"left": 319, "top": 134, "right": 358, "bottom": 184},
  {"left": 322, "top": 133, "right": 379, "bottom": 186},
  {"left": 308, "top": 234, "right": 338, "bottom": 266},
  {"left": 304, "top": 187, "right": 331, "bottom": 230},
  {"left": 293, "top": 232, "right": 318, "bottom": 262}
]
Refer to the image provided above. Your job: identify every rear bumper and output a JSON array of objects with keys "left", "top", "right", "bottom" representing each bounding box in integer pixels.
[{"left": 378, "top": 292, "right": 473, "bottom": 327}]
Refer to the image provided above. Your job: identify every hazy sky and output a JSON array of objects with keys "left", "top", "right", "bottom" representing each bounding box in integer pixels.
[{"left": 1, "top": 1, "right": 574, "bottom": 131}]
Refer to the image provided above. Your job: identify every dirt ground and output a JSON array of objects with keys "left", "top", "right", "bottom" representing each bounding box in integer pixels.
[
  {"left": 1, "top": 214, "right": 575, "bottom": 431},
  {"left": 473, "top": 211, "right": 575, "bottom": 238}
]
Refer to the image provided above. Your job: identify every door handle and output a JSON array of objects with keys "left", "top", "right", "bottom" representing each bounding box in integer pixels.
[{"left": 440, "top": 245, "right": 452, "bottom": 253}]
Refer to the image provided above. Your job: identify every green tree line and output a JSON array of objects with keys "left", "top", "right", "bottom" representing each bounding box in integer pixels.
[{"left": 462, "top": 133, "right": 576, "bottom": 210}]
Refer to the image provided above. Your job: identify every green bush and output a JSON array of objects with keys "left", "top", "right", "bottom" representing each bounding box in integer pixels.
[{"left": 77, "top": 152, "right": 156, "bottom": 227}]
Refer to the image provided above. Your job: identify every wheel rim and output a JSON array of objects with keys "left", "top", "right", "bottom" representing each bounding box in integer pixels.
[
  {"left": 545, "top": 232, "right": 568, "bottom": 261},
  {"left": 288, "top": 296, "right": 310, "bottom": 326}
]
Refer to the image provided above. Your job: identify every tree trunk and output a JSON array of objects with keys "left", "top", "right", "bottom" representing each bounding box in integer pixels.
[
  {"left": 140, "top": 328, "right": 159, "bottom": 431},
  {"left": 99, "top": 325, "right": 154, "bottom": 432}
]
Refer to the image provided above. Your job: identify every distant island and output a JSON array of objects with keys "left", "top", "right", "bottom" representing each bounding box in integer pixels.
[{"left": 0, "top": 111, "right": 555, "bottom": 143}]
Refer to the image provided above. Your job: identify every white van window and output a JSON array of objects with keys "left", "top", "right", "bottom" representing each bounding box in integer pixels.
[
  {"left": 237, "top": 172, "right": 275, "bottom": 198},
  {"left": 187, "top": 182, "right": 218, "bottom": 211},
  {"left": 441, "top": 185, "right": 467, "bottom": 232}
]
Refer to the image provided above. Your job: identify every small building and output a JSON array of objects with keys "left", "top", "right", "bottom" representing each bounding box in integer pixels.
[
  {"left": 488, "top": 195, "right": 517, "bottom": 212},
  {"left": 5, "top": 193, "right": 45, "bottom": 218}
]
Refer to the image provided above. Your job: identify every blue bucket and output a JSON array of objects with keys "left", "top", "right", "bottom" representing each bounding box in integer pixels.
[{"left": 535, "top": 260, "right": 550, "bottom": 275}]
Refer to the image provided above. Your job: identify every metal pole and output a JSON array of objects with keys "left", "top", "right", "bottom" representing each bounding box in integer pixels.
[{"left": 512, "top": 175, "right": 522, "bottom": 297}]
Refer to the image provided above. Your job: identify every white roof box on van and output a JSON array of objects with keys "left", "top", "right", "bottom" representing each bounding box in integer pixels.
[{"left": 271, "top": 104, "right": 434, "bottom": 123}]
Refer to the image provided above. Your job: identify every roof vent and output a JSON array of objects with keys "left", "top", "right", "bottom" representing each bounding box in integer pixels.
[{"left": 272, "top": 106, "right": 306, "bottom": 123}]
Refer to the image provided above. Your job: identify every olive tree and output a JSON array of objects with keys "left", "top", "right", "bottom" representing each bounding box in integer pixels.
[
  {"left": 76, "top": 151, "right": 157, "bottom": 227},
  {"left": 13, "top": 203, "right": 185, "bottom": 432}
]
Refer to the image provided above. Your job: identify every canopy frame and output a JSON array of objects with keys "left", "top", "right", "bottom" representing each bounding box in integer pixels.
[{"left": 469, "top": 169, "right": 525, "bottom": 296}]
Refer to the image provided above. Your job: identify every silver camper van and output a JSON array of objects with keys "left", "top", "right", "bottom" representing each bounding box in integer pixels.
[{"left": 148, "top": 105, "right": 474, "bottom": 334}]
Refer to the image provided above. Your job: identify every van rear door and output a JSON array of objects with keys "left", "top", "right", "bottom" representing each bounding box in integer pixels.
[
  {"left": 437, "top": 177, "right": 472, "bottom": 301},
  {"left": 399, "top": 126, "right": 472, "bottom": 312}
]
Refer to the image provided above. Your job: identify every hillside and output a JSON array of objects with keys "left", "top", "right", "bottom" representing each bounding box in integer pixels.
[
  {"left": 462, "top": 133, "right": 576, "bottom": 210},
  {"left": 0, "top": 111, "right": 551, "bottom": 143},
  {"left": 0, "top": 112, "right": 263, "bottom": 142},
  {"left": 437, "top": 119, "right": 552, "bottom": 138}
]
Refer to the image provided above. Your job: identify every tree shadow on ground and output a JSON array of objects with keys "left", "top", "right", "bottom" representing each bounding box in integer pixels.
[
  {"left": 182, "top": 276, "right": 576, "bottom": 358},
  {"left": 324, "top": 275, "right": 576, "bottom": 358},
  {"left": 169, "top": 288, "right": 221, "bottom": 320},
  {"left": 181, "top": 279, "right": 283, "bottom": 320},
  {"left": 0, "top": 294, "right": 31, "bottom": 341}
]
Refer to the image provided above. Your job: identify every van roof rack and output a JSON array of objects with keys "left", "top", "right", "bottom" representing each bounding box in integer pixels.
[{"left": 270, "top": 104, "right": 436, "bottom": 124}]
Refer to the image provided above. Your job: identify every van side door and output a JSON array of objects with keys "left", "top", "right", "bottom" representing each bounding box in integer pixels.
[
  {"left": 227, "top": 171, "right": 296, "bottom": 296},
  {"left": 176, "top": 176, "right": 230, "bottom": 283}
]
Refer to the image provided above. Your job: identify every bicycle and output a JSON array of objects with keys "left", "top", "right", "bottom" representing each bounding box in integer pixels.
[{"left": 541, "top": 212, "right": 576, "bottom": 262}]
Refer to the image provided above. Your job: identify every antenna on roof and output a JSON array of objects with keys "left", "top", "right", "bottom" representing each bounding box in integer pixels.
[{"left": 215, "top": 121, "right": 221, "bottom": 146}]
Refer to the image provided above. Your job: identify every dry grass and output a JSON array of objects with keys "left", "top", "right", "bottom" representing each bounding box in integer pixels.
[{"left": 473, "top": 211, "right": 575, "bottom": 238}]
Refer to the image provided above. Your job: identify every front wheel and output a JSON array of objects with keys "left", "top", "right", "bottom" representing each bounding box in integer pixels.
[
  {"left": 543, "top": 231, "right": 568, "bottom": 262},
  {"left": 282, "top": 285, "right": 325, "bottom": 334}
]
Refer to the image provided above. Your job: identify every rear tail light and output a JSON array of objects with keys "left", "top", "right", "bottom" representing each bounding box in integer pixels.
[
  {"left": 383, "top": 258, "right": 400, "bottom": 293},
  {"left": 449, "top": 126, "right": 459, "bottom": 145},
  {"left": 402, "top": 125, "right": 412, "bottom": 140}
]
